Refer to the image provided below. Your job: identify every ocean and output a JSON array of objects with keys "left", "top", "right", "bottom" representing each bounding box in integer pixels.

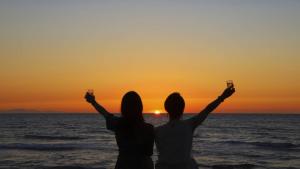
[{"left": 0, "top": 113, "right": 299, "bottom": 169}]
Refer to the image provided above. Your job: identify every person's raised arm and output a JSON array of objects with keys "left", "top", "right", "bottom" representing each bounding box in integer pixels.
[
  {"left": 187, "top": 86, "right": 235, "bottom": 129},
  {"left": 85, "top": 92, "right": 111, "bottom": 118}
]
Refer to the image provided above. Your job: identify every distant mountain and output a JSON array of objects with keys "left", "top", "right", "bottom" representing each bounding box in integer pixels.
[
  {"left": 0, "top": 109, "right": 43, "bottom": 113},
  {"left": 0, "top": 109, "right": 88, "bottom": 114}
]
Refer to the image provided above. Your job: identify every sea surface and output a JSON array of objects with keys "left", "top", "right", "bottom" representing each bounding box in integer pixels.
[{"left": 0, "top": 113, "right": 299, "bottom": 169}]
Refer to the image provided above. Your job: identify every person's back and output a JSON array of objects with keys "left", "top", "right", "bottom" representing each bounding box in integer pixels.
[
  {"left": 85, "top": 91, "right": 154, "bottom": 169},
  {"left": 155, "top": 120, "right": 197, "bottom": 169},
  {"left": 155, "top": 86, "right": 235, "bottom": 169},
  {"left": 107, "top": 116, "right": 154, "bottom": 169},
  {"left": 114, "top": 120, "right": 154, "bottom": 157}
]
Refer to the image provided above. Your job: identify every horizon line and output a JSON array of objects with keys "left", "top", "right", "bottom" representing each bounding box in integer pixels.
[
  {"left": 0, "top": 111, "right": 300, "bottom": 115},
  {"left": 0, "top": 108, "right": 299, "bottom": 114}
]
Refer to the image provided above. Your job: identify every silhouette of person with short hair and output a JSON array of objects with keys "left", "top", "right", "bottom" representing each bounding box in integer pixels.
[
  {"left": 155, "top": 86, "right": 235, "bottom": 169},
  {"left": 85, "top": 91, "right": 154, "bottom": 169}
]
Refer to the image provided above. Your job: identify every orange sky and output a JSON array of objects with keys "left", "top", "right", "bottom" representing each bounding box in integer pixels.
[{"left": 0, "top": 1, "right": 299, "bottom": 113}]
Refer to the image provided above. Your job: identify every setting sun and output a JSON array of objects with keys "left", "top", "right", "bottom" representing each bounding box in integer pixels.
[{"left": 154, "top": 110, "right": 161, "bottom": 115}]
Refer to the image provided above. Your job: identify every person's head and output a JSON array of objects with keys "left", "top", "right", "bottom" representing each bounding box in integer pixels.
[
  {"left": 121, "top": 91, "right": 144, "bottom": 123},
  {"left": 164, "top": 92, "right": 185, "bottom": 120}
]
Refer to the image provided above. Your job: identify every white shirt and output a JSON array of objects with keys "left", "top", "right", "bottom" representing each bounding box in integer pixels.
[{"left": 155, "top": 119, "right": 198, "bottom": 169}]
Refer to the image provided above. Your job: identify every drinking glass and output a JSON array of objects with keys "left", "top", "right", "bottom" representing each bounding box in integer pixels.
[
  {"left": 87, "top": 89, "right": 94, "bottom": 95},
  {"left": 226, "top": 80, "right": 233, "bottom": 88}
]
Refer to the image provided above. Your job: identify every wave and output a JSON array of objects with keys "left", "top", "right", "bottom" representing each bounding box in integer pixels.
[
  {"left": 221, "top": 140, "right": 298, "bottom": 150},
  {"left": 211, "top": 164, "right": 256, "bottom": 169},
  {"left": 24, "top": 134, "right": 85, "bottom": 140},
  {"left": 252, "top": 142, "right": 297, "bottom": 149},
  {"left": 0, "top": 143, "right": 98, "bottom": 151}
]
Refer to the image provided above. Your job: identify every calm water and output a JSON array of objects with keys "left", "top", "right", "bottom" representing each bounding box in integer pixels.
[{"left": 0, "top": 113, "right": 299, "bottom": 169}]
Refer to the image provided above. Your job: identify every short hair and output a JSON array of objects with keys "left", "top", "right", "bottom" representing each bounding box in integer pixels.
[{"left": 164, "top": 92, "right": 185, "bottom": 120}]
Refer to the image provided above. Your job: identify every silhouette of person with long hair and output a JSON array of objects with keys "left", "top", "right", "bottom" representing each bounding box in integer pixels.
[
  {"left": 85, "top": 91, "right": 154, "bottom": 169},
  {"left": 155, "top": 85, "right": 235, "bottom": 169}
]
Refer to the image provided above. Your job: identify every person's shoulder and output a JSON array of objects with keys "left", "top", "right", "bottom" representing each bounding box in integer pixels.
[
  {"left": 140, "top": 122, "right": 154, "bottom": 136},
  {"left": 106, "top": 114, "right": 121, "bottom": 131},
  {"left": 144, "top": 122, "right": 154, "bottom": 128},
  {"left": 142, "top": 122, "right": 154, "bottom": 131},
  {"left": 154, "top": 123, "right": 169, "bottom": 132},
  {"left": 106, "top": 113, "right": 121, "bottom": 120}
]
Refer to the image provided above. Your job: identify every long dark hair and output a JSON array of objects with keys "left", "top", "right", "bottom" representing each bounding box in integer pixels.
[{"left": 121, "top": 91, "right": 144, "bottom": 124}]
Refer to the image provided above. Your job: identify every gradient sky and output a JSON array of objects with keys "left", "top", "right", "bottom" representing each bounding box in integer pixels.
[{"left": 0, "top": 0, "right": 299, "bottom": 113}]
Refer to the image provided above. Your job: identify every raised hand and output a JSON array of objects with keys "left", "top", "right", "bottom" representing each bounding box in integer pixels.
[
  {"left": 85, "top": 92, "right": 96, "bottom": 103},
  {"left": 220, "top": 85, "right": 235, "bottom": 99}
]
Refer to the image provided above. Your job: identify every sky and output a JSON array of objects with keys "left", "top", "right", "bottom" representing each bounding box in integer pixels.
[{"left": 0, "top": 0, "right": 299, "bottom": 113}]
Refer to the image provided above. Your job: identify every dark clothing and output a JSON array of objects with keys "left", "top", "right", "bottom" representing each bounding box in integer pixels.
[{"left": 106, "top": 114, "right": 154, "bottom": 169}]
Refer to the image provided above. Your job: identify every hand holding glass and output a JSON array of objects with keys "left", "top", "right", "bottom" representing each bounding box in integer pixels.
[
  {"left": 87, "top": 89, "right": 94, "bottom": 95},
  {"left": 226, "top": 80, "right": 234, "bottom": 88}
]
